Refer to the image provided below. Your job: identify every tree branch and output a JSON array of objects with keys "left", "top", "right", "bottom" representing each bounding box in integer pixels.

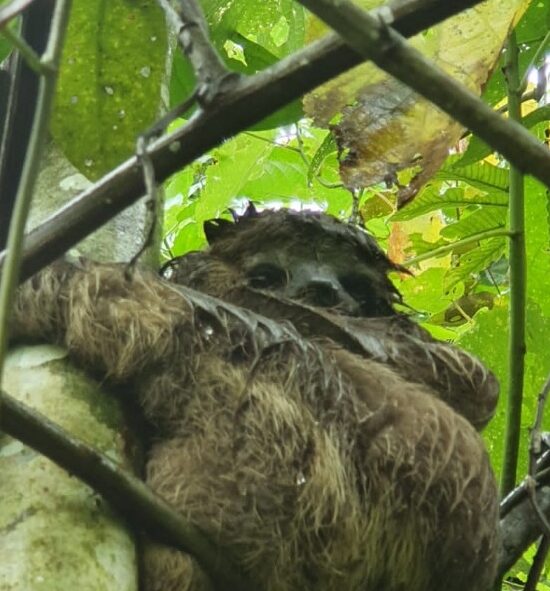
[
  {"left": 500, "top": 485, "right": 550, "bottom": 576},
  {"left": 157, "top": 0, "right": 236, "bottom": 104}
]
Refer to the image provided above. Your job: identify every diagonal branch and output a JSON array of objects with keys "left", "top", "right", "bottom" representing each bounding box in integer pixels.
[
  {"left": 0, "top": 0, "right": 494, "bottom": 283},
  {"left": 157, "top": 0, "right": 237, "bottom": 103},
  {"left": 295, "top": 0, "right": 550, "bottom": 191}
]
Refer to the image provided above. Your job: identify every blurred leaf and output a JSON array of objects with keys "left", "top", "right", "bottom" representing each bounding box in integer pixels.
[
  {"left": 459, "top": 300, "right": 550, "bottom": 481},
  {"left": 405, "top": 232, "right": 447, "bottom": 256},
  {"left": 0, "top": 16, "right": 18, "bottom": 63},
  {"left": 523, "top": 104, "right": 550, "bottom": 129},
  {"left": 524, "top": 177, "right": 550, "bottom": 317},
  {"left": 397, "top": 267, "right": 450, "bottom": 316},
  {"left": 51, "top": 0, "right": 168, "bottom": 179},
  {"left": 202, "top": 0, "right": 305, "bottom": 58}
]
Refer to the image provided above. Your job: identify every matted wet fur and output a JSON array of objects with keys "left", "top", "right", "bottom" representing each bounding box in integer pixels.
[{"left": 11, "top": 208, "right": 500, "bottom": 591}]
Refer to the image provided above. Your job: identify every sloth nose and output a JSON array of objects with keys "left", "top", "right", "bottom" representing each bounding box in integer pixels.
[{"left": 301, "top": 280, "right": 340, "bottom": 307}]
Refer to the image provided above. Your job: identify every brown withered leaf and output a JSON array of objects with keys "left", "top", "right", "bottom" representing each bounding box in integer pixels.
[{"left": 304, "top": 0, "right": 529, "bottom": 206}]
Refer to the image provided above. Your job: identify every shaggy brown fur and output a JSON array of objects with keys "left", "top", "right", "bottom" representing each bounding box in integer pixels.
[{"left": 11, "top": 209, "right": 500, "bottom": 591}]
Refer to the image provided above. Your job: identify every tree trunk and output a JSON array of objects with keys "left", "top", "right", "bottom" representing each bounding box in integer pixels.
[{"left": 0, "top": 344, "right": 139, "bottom": 591}]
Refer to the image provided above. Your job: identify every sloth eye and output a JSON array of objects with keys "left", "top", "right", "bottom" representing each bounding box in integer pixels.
[
  {"left": 247, "top": 263, "right": 286, "bottom": 289},
  {"left": 340, "top": 273, "right": 394, "bottom": 316},
  {"left": 339, "top": 273, "right": 371, "bottom": 304}
]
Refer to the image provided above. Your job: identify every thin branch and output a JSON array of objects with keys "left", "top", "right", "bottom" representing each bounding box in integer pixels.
[
  {"left": 529, "top": 374, "right": 550, "bottom": 476},
  {"left": 499, "top": 485, "right": 550, "bottom": 576},
  {"left": 157, "top": 0, "right": 235, "bottom": 103},
  {"left": 524, "top": 535, "right": 550, "bottom": 591},
  {"left": 0, "top": 26, "right": 45, "bottom": 73},
  {"left": 294, "top": 0, "right": 550, "bottom": 192},
  {"left": 175, "top": 0, "right": 234, "bottom": 100},
  {"left": 0, "top": 0, "right": 501, "bottom": 284},
  {"left": 403, "top": 228, "right": 511, "bottom": 267},
  {"left": 0, "top": 0, "right": 71, "bottom": 393},
  {"left": 0, "top": 391, "right": 255, "bottom": 591},
  {"left": 526, "top": 475, "right": 550, "bottom": 538},
  {"left": 0, "top": 0, "right": 37, "bottom": 27},
  {"left": 500, "top": 30, "right": 526, "bottom": 497}
]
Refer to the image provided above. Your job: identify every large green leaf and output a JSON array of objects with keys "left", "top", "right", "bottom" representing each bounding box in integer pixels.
[
  {"left": 524, "top": 177, "right": 550, "bottom": 317},
  {"left": 50, "top": 0, "right": 168, "bottom": 179}
]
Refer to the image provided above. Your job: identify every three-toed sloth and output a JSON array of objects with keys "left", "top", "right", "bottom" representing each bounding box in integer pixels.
[{"left": 12, "top": 206, "right": 499, "bottom": 591}]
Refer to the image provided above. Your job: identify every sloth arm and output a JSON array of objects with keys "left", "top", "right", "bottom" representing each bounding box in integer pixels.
[{"left": 343, "top": 315, "right": 500, "bottom": 431}]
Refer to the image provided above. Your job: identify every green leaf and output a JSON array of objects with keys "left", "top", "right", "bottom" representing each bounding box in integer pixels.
[
  {"left": 307, "top": 132, "right": 336, "bottom": 186},
  {"left": 50, "top": 0, "right": 168, "bottom": 179},
  {"left": 459, "top": 299, "right": 550, "bottom": 481},
  {"left": 392, "top": 184, "right": 507, "bottom": 222},
  {"left": 396, "top": 267, "right": 450, "bottom": 316},
  {"left": 454, "top": 136, "right": 492, "bottom": 167},
  {"left": 0, "top": 16, "right": 20, "bottom": 64},
  {"left": 524, "top": 177, "right": 550, "bottom": 318},
  {"left": 440, "top": 208, "right": 507, "bottom": 240},
  {"left": 523, "top": 104, "right": 550, "bottom": 128},
  {"left": 405, "top": 233, "right": 448, "bottom": 256},
  {"left": 208, "top": 0, "right": 305, "bottom": 129},
  {"left": 203, "top": 0, "right": 305, "bottom": 58},
  {"left": 437, "top": 159, "right": 509, "bottom": 194},
  {"left": 444, "top": 238, "right": 506, "bottom": 290}
]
